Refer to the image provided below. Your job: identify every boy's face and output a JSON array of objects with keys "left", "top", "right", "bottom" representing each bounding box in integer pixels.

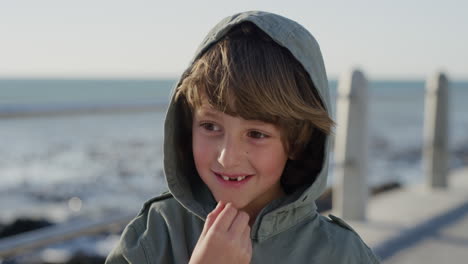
[{"left": 192, "top": 102, "right": 288, "bottom": 214}]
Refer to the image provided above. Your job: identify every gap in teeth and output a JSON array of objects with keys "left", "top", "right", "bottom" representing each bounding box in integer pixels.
[{"left": 221, "top": 175, "right": 247, "bottom": 181}]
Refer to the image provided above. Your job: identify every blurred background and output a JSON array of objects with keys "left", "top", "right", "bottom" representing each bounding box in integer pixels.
[{"left": 1, "top": 0, "right": 467, "bottom": 263}]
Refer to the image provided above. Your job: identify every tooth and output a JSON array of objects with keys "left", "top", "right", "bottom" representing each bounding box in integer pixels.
[
  {"left": 222, "top": 176, "right": 230, "bottom": 181},
  {"left": 237, "top": 176, "right": 246, "bottom": 181}
]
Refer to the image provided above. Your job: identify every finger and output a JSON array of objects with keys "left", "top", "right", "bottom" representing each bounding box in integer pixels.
[
  {"left": 241, "top": 226, "right": 252, "bottom": 254},
  {"left": 241, "top": 224, "right": 251, "bottom": 243},
  {"left": 202, "top": 201, "right": 225, "bottom": 237},
  {"left": 228, "top": 211, "right": 249, "bottom": 236},
  {"left": 210, "top": 202, "right": 238, "bottom": 233},
  {"left": 206, "top": 201, "right": 225, "bottom": 229}
]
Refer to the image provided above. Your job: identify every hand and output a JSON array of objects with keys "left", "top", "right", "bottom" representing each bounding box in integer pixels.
[{"left": 189, "top": 201, "right": 252, "bottom": 264}]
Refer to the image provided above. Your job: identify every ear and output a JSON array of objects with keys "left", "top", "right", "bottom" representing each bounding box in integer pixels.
[{"left": 287, "top": 144, "right": 298, "bottom": 160}]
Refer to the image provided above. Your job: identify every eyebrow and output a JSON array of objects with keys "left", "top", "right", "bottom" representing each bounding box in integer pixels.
[{"left": 195, "top": 108, "right": 222, "bottom": 119}]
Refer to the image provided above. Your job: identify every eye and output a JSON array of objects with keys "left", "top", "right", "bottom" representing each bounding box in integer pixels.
[
  {"left": 248, "top": 130, "right": 269, "bottom": 139},
  {"left": 200, "top": 122, "right": 221, "bottom": 132}
]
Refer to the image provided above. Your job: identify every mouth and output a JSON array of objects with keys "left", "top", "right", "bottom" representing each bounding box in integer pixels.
[{"left": 213, "top": 171, "right": 253, "bottom": 185}]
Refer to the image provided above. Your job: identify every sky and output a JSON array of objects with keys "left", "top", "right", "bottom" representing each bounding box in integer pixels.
[{"left": 1, "top": 0, "right": 467, "bottom": 80}]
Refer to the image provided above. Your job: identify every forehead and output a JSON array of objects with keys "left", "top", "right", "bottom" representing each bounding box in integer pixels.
[
  {"left": 195, "top": 98, "right": 243, "bottom": 115},
  {"left": 192, "top": 91, "right": 280, "bottom": 127},
  {"left": 195, "top": 104, "right": 280, "bottom": 128},
  {"left": 194, "top": 105, "right": 221, "bottom": 118},
  {"left": 194, "top": 103, "right": 240, "bottom": 121}
]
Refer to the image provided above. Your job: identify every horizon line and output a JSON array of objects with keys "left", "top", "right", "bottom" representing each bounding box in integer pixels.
[{"left": 1, "top": 76, "right": 468, "bottom": 82}]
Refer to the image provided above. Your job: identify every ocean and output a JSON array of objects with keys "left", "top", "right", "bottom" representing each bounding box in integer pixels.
[{"left": 1, "top": 78, "right": 468, "bottom": 225}]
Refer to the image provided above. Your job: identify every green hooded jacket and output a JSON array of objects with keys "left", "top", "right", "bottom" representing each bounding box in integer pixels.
[{"left": 106, "top": 11, "right": 380, "bottom": 264}]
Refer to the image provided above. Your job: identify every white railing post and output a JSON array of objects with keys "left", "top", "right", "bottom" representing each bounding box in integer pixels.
[
  {"left": 333, "top": 69, "right": 369, "bottom": 221},
  {"left": 423, "top": 72, "right": 449, "bottom": 189}
]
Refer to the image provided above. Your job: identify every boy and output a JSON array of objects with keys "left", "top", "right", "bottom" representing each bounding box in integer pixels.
[{"left": 106, "top": 11, "right": 380, "bottom": 263}]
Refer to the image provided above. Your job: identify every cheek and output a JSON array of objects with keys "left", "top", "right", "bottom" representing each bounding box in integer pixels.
[
  {"left": 192, "top": 133, "right": 214, "bottom": 169},
  {"left": 192, "top": 134, "right": 203, "bottom": 163},
  {"left": 253, "top": 144, "right": 288, "bottom": 179}
]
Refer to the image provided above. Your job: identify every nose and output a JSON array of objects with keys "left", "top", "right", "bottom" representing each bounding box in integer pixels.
[{"left": 217, "top": 135, "right": 243, "bottom": 168}]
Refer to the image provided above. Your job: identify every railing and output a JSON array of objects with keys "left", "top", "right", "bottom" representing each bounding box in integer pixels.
[
  {"left": 0, "top": 71, "right": 453, "bottom": 257},
  {"left": 333, "top": 70, "right": 451, "bottom": 221}
]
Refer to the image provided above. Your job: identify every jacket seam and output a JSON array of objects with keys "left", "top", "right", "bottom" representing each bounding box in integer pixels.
[
  {"left": 139, "top": 192, "right": 173, "bottom": 216},
  {"left": 325, "top": 217, "right": 380, "bottom": 263},
  {"left": 365, "top": 247, "right": 381, "bottom": 263},
  {"left": 342, "top": 223, "right": 379, "bottom": 261},
  {"left": 287, "top": 23, "right": 304, "bottom": 40},
  {"left": 142, "top": 234, "right": 155, "bottom": 264},
  {"left": 257, "top": 210, "right": 315, "bottom": 241},
  {"left": 130, "top": 222, "right": 151, "bottom": 264}
]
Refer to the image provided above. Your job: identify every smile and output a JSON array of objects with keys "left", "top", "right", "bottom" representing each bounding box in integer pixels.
[
  {"left": 213, "top": 171, "right": 253, "bottom": 184},
  {"left": 220, "top": 175, "right": 247, "bottom": 181}
]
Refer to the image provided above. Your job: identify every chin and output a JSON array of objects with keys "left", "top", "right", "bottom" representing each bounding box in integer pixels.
[
  {"left": 230, "top": 201, "right": 248, "bottom": 210},
  {"left": 215, "top": 196, "right": 249, "bottom": 210}
]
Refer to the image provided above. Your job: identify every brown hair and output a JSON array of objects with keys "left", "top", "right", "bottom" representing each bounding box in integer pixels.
[{"left": 174, "top": 22, "right": 334, "bottom": 193}]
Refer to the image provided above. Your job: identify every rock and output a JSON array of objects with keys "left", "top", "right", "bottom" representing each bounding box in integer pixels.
[
  {"left": 371, "top": 182, "right": 401, "bottom": 195},
  {"left": 0, "top": 218, "right": 53, "bottom": 239},
  {"left": 64, "top": 253, "right": 106, "bottom": 264}
]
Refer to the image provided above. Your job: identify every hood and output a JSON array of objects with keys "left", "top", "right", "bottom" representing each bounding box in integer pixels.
[{"left": 163, "top": 11, "right": 331, "bottom": 238}]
